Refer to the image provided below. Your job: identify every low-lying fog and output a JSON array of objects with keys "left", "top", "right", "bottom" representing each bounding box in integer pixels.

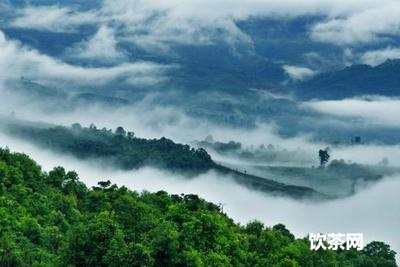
[
  {"left": 2, "top": 89, "right": 400, "bottom": 262},
  {"left": 1, "top": 133, "right": 399, "bottom": 262},
  {"left": 3, "top": 96, "right": 400, "bottom": 167},
  {"left": 305, "top": 97, "right": 400, "bottom": 127},
  {"left": 1, "top": 11, "right": 400, "bottom": 263}
]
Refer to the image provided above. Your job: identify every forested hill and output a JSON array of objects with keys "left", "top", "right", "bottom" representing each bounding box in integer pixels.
[
  {"left": 295, "top": 59, "right": 400, "bottom": 100},
  {"left": 0, "top": 147, "right": 397, "bottom": 266},
  {"left": 3, "top": 120, "right": 321, "bottom": 199},
  {"left": 6, "top": 121, "right": 216, "bottom": 173}
]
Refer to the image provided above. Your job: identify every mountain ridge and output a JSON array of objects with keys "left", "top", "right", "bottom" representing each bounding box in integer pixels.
[{"left": 295, "top": 59, "right": 400, "bottom": 100}]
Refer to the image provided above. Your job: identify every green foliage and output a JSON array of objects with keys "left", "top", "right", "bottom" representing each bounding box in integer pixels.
[
  {"left": 8, "top": 123, "right": 215, "bottom": 173},
  {"left": 5, "top": 121, "right": 321, "bottom": 199},
  {"left": 0, "top": 148, "right": 397, "bottom": 266}
]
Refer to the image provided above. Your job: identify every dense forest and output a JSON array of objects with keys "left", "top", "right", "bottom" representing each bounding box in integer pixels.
[
  {"left": 0, "top": 147, "right": 397, "bottom": 266},
  {"left": 6, "top": 121, "right": 215, "bottom": 173},
  {"left": 2, "top": 120, "right": 320, "bottom": 199}
]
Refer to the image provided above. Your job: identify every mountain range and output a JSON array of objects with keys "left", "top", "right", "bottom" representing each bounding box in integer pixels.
[{"left": 295, "top": 59, "right": 400, "bottom": 100}]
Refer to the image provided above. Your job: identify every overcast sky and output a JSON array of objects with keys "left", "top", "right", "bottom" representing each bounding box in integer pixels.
[
  {"left": 0, "top": 0, "right": 399, "bottom": 87},
  {"left": 0, "top": 1, "right": 399, "bottom": 261}
]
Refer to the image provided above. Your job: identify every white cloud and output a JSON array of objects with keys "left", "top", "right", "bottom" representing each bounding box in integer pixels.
[
  {"left": 283, "top": 65, "right": 316, "bottom": 80},
  {"left": 100, "top": 0, "right": 254, "bottom": 51},
  {"left": 94, "top": 0, "right": 400, "bottom": 50},
  {"left": 311, "top": 2, "right": 400, "bottom": 45},
  {"left": 6, "top": 89, "right": 400, "bottom": 167},
  {"left": 66, "top": 25, "right": 126, "bottom": 62},
  {"left": 304, "top": 97, "right": 400, "bottom": 127},
  {"left": 361, "top": 47, "right": 400, "bottom": 66},
  {"left": 0, "top": 132, "right": 399, "bottom": 263},
  {"left": 0, "top": 31, "right": 168, "bottom": 87},
  {"left": 9, "top": 0, "right": 400, "bottom": 50},
  {"left": 11, "top": 5, "right": 98, "bottom": 32}
]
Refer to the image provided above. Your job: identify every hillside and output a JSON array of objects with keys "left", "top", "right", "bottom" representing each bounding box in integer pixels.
[
  {"left": 4, "top": 121, "right": 215, "bottom": 173},
  {"left": 197, "top": 138, "right": 399, "bottom": 198},
  {"left": 1, "top": 119, "right": 320, "bottom": 199},
  {"left": 295, "top": 59, "right": 400, "bottom": 100},
  {"left": 0, "top": 147, "right": 397, "bottom": 266}
]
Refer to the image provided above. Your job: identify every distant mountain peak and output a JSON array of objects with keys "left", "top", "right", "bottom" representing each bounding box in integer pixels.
[{"left": 295, "top": 60, "right": 400, "bottom": 100}]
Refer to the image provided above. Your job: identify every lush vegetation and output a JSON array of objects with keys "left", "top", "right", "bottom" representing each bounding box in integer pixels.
[
  {"left": 0, "top": 147, "right": 397, "bottom": 266},
  {"left": 7, "top": 122, "right": 215, "bottom": 173},
  {"left": 4, "top": 119, "right": 398, "bottom": 199},
  {"left": 3, "top": 120, "right": 321, "bottom": 199}
]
